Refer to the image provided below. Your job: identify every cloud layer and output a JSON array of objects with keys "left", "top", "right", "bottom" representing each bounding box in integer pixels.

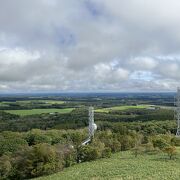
[{"left": 0, "top": 0, "right": 180, "bottom": 92}]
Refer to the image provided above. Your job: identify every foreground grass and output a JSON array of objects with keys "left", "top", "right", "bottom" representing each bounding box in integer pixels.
[
  {"left": 6, "top": 108, "right": 74, "bottom": 116},
  {"left": 36, "top": 151, "right": 180, "bottom": 180},
  {"left": 96, "top": 105, "right": 150, "bottom": 113}
]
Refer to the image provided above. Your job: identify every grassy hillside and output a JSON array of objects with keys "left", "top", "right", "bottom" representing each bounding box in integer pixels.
[{"left": 36, "top": 151, "right": 180, "bottom": 180}]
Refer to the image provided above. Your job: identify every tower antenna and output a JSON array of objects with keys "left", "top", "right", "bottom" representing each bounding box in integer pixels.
[
  {"left": 175, "top": 87, "right": 180, "bottom": 137},
  {"left": 82, "top": 106, "right": 97, "bottom": 145},
  {"left": 88, "top": 106, "right": 96, "bottom": 138}
]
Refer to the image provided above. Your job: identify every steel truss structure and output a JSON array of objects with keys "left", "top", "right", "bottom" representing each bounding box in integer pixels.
[
  {"left": 175, "top": 87, "right": 180, "bottom": 137},
  {"left": 82, "top": 106, "right": 97, "bottom": 145}
]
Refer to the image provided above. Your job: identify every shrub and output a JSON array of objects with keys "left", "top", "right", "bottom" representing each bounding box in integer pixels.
[
  {"left": 106, "top": 138, "right": 121, "bottom": 152},
  {"left": 25, "top": 129, "right": 52, "bottom": 145},
  {"left": 62, "top": 130, "right": 87, "bottom": 146},
  {"left": 96, "top": 130, "right": 120, "bottom": 152},
  {"left": 0, "top": 136, "right": 28, "bottom": 156},
  {"left": 118, "top": 135, "right": 134, "bottom": 151},
  {"left": 102, "top": 147, "right": 111, "bottom": 158},
  {"left": 77, "top": 145, "right": 100, "bottom": 162},
  {"left": 141, "top": 143, "right": 158, "bottom": 154},
  {"left": 55, "top": 144, "right": 76, "bottom": 167},
  {"left": 163, "top": 146, "right": 176, "bottom": 160},
  {"left": 171, "top": 137, "right": 180, "bottom": 146},
  {"left": 152, "top": 138, "right": 169, "bottom": 150},
  {"left": 0, "top": 155, "right": 12, "bottom": 179},
  {"left": 112, "top": 124, "right": 128, "bottom": 135},
  {"left": 45, "top": 130, "right": 66, "bottom": 145}
]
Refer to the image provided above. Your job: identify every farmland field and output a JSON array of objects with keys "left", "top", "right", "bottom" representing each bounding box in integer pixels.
[
  {"left": 96, "top": 105, "right": 150, "bottom": 113},
  {"left": 36, "top": 151, "right": 180, "bottom": 180},
  {"left": 16, "top": 100, "right": 65, "bottom": 104},
  {"left": 0, "top": 100, "right": 64, "bottom": 105},
  {"left": 5, "top": 108, "right": 74, "bottom": 116}
]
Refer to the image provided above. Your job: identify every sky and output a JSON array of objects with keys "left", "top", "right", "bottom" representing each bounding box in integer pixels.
[{"left": 0, "top": 0, "right": 180, "bottom": 93}]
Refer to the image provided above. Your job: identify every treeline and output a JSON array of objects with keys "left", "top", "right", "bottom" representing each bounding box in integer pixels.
[
  {"left": 96, "top": 108, "right": 174, "bottom": 122},
  {"left": 0, "top": 108, "right": 88, "bottom": 132},
  {"left": 0, "top": 128, "right": 134, "bottom": 179},
  {"left": 0, "top": 127, "right": 180, "bottom": 179},
  {"left": 0, "top": 108, "right": 174, "bottom": 132},
  {"left": 98, "top": 120, "right": 177, "bottom": 137},
  {"left": 0, "top": 102, "right": 77, "bottom": 110}
]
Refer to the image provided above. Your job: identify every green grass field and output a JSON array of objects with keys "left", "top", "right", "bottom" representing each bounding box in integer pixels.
[
  {"left": 0, "top": 102, "right": 9, "bottom": 107},
  {"left": 96, "top": 105, "right": 150, "bottom": 113},
  {"left": 5, "top": 108, "right": 74, "bottom": 116},
  {"left": 1, "top": 100, "right": 64, "bottom": 105},
  {"left": 36, "top": 151, "right": 180, "bottom": 180},
  {"left": 17, "top": 100, "right": 65, "bottom": 104}
]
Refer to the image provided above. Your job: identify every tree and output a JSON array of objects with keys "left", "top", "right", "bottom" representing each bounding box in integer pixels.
[
  {"left": 163, "top": 146, "right": 176, "bottom": 160},
  {"left": 12, "top": 144, "right": 63, "bottom": 179},
  {"left": 0, "top": 155, "right": 12, "bottom": 179},
  {"left": 0, "top": 136, "right": 28, "bottom": 156},
  {"left": 152, "top": 138, "right": 169, "bottom": 150},
  {"left": 55, "top": 144, "right": 76, "bottom": 167},
  {"left": 77, "top": 145, "right": 100, "bottom": 162},
  {"left": 25, "top": 129, "right": 52, "bottom": 145},
  {"left": 171, "top": 137, "right": 180, "bottom": 146}
]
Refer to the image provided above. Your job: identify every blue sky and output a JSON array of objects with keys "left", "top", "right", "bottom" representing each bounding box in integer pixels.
[{"left": 0, "top": 0, "right": 180, "bottom": 92}]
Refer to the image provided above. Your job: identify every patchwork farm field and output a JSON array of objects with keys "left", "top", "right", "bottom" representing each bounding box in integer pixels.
[
  {"left": 36, "top": 151, "right": 180, "bottom": 180},
  {"left": 5, "top": 108, "right": 74, "bottom": 116},
  {"left": 96, "top": 105, "right": 150, "bottom": 113},
  {"left": 0, "top": 100, "right": 71, "bottom": 116}
]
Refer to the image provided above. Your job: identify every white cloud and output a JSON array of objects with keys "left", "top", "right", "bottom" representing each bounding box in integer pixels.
[
  {"left": 157, "top": 62, "right": 180, "bottom": 79},
  {"left": 94, "top": 63, "right": 129, "bottom": 83},
  {"left": 0, "top": 47, "right": 40, "bottom": 65},
  {"left": 0, "top": 0, "right": 180, "bottom": 92},
  {"left": 0, "top": 84, "right": 8, "bottom": 90},
  {"left": 128, "top": 57, "right": 158, "bottom": 70}
]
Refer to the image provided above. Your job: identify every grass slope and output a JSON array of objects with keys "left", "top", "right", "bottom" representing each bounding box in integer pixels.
[
  {"left": 6, "top": 108, "right": 74, "bottom": 116},
  {"left": 36, "top": 151, "right": 180, "bottom": 180}
]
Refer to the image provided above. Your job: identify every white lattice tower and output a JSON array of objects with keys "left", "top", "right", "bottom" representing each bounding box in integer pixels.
[
  {"left": 175, "top": 87, "right": 180, "bottom": 137},
  {"left": 88, "top": 106, "right": 96, "bottom": 138}
]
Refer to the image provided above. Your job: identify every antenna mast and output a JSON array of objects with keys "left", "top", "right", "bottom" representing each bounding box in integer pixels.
[
  {"left": 81, "top": 106, "right": 97, "bottom": 145},
  {"left": 175, "top": 87, "right": 180, "bottom": 137},
  {"left": 88, "top": 106, "right": 95, "bottom": 138}
]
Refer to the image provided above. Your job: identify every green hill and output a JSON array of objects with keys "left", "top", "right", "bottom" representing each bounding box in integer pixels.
[{"left": 36, "top": 151, "right": 180, "bottom": 180}]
